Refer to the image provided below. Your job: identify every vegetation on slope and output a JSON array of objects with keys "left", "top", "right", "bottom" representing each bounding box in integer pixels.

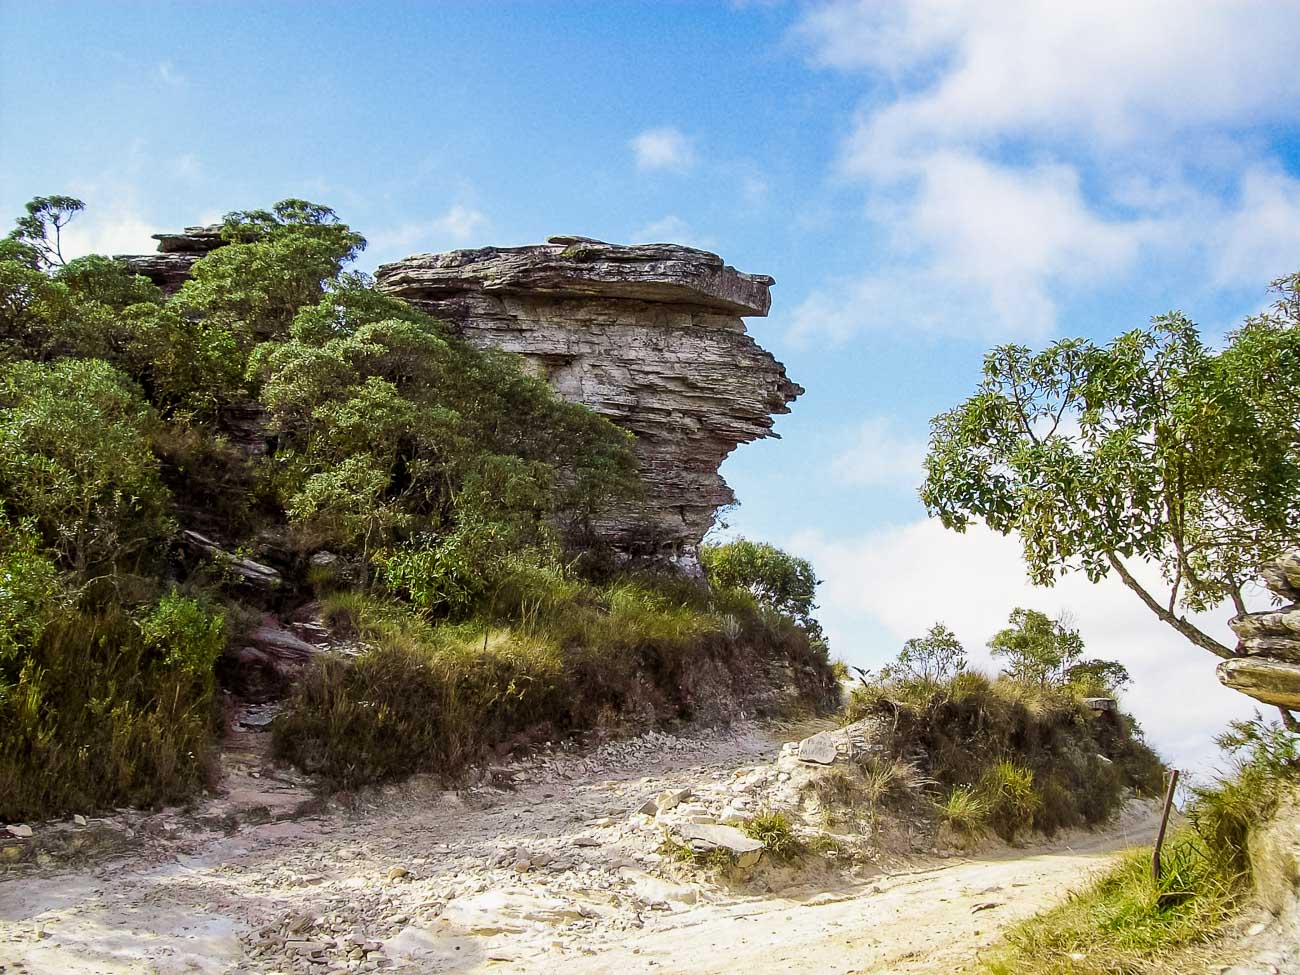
[
  {"left": 0, "top": 196, "right": 836, "bottom": 820},
  {"left": 979, "top": 716, "right": 1300, "bottom": 975},
  {"left": 846, "top": 610, "right": 1165, "bottom": 842}
]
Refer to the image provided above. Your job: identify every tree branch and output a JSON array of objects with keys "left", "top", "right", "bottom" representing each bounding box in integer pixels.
[{"left": 1105, "top": 552, "right": 1236, "bottom": 659}]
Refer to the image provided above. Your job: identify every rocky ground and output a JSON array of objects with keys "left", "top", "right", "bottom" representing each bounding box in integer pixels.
[{"left": 1, "top": 719, "right": 1294, "bottom": 975}]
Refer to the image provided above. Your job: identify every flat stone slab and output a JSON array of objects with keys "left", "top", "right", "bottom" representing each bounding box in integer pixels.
[
  {"left": 376, "top": 238, "right": 774, "bottom": 317},
  {"left": 1218, "top": 656, "right": 1300, "bottom": 710},
  {"left": 797, "top": 732, "right": 839, "bottom": 764}
]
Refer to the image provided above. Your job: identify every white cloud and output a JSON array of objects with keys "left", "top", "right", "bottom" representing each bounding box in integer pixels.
[
  {"left": 369, "top": 205, "right": 488, "bottom": 256},
  {"left": 830, "top": 417, "right": 928, "bottom": 490},
  {"left": 798, "top": 1, "right": 1300, "bottom": 175},
  {"left": 60, "top": 202, "right": 162, "bottom": 259},
  {"left": 790, "top": 518, "right": 1262, "bottom": 775},
  {"left": 630, "top": 126, "right": 697, "bottom": 173},
  {"left": 155, "top": 61, "right": 187, "bottom": 88},
  {"left": 788, "top": 1, "right": 1300, "bottom": 343},
  {"left": 1215, "top": 166, "right": 1300, "bottom": 287}
]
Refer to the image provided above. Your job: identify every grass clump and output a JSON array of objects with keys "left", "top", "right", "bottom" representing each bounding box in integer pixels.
[
  {"left": 938, "top": 785, "right": 990, "bottom": 837},
  {"left": 742, "top": 809, "right": 806, "bottom": 862},
  {"left": 0, "top": 583, "right": 226, "bottom": 821}
]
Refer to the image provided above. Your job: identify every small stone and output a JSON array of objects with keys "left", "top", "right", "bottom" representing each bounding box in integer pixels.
[
  {"left": 73, "top": 814, "right": 87, "bottom": 827},
  {"left": 656, "top": 788, "right": 691, "bottom": 813},
  {"left": 387, "top": 866, "right": 408, "bottom": 881},
  {"left": 513, "top": 860, "right": 531, "bottom": 873},
  {"left": 5, "top": 824, "right": 33, "bottom": 838}
]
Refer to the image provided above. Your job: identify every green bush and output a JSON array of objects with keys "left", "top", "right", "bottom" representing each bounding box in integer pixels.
[
  {"left": 742, "top": 809, "right": 805, "bottom": 861},
  {"left": 0, "top": 592, "right": 225, "bottom": 820}
]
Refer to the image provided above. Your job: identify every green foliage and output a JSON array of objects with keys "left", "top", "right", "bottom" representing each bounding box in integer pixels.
[
  {"left": 741, "top": 809, "right": 805, "bottom": 861},
  {"left": 700, "top": 538, "right": 820, "bottom": 627},
  {"left": 0, "top": 592, "right": 225, "bottom": 820},
  {"left": 0, "top": 357, "right": 172, "bottom": 577},
  {"left": 8, "top": 195, "right": 84, "bottom": 268},
  {"left": 851, "top": 669, "right": 1164, "bottom": 841},
  {"left": 881, "top": 622, "right": 966, "bottom": 686},
  {"left": 0, "top": 511, "right": 60, "bottom": 660},
  {"left": 922, "top": 291, "right": 1300, "bottom": 658},
  {"left": 988, "top": 609, "right": 1084, "bottom": 686}
]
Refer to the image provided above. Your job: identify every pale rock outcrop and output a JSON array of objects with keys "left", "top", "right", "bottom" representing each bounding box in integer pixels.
[
  {"left": 375, "top": 236, "right": 801, "bottom": 565},
  {"left": 1222, "top": 552, "right": 1300, "bottom": 711}
]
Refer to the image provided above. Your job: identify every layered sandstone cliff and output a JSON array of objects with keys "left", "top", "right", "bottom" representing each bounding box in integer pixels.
[
  {"left": 1222, "top": 551, "right": 1300, "bottom": 711},
  {"left": 120, "top": 229, "right": 802, "bottom": 566},
  {"left": 375, "top": 237, "right": 802, "bottom": 566}
]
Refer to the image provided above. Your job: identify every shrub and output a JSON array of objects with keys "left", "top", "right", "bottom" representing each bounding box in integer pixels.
[
  {"left": 0, "top": 592, "right": 225, "bottom": 820},
  {"left": 275, "top": 577, "right": 839, "bottom": 788}
]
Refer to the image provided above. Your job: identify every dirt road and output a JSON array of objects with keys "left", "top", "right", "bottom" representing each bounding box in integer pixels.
[{"left": 0, "top": 722, "right": 1161, "bottom": 975}]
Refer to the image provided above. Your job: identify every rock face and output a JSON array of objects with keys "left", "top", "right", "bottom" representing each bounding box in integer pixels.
[
  {"left": 1222, "top": 552, "right": 1300, "bottom": 711},
  {"left": 118, "top": 228, "right": 802, "bottom": 565},
  {"left": 375, "top": 236, "right": 801, "bottom": 566},
  {"left": 119, "top": 225, "right": 223, "bottom": 294}
]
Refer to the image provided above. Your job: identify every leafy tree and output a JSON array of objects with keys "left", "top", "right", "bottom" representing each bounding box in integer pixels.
[
  {"left": 700, "top": 538, "right": 820, "bottom": 627},
  {"left": 881, "top": 623, "right": 966, "bottom": 685},
  {"left": 988, "top": 609, "right": 1084, "bottom": 686},
  {"left": 7, "top": 195, "right": 84, "bottom": 268},
  {"left": 0, "top": 358, "right": 172, "bottom": 578},
  {"left": 922, "top": 289, "right": 1300, "bottom": 668}
]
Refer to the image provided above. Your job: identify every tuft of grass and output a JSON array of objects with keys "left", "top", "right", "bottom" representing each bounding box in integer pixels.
[
  {"left": 938, "top": 784, "right": 989, "bottom": 837},
  {"left": 742, "top": 809, "right": 805, "bottom": 862},
  {"left": 658, "top": 834, "right": 737, "bottom": 870},
  {"left": 978, "top": 760, "right": 1041, "bottom": 842}
]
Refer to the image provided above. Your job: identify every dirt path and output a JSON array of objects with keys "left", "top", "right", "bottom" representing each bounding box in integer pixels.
[{"left": 0, "top": 722, "right": 1161, "bottom": 975}]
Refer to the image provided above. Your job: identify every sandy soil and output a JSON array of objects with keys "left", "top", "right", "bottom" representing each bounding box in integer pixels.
[{"left": 0, "top": 721, "right": 1166, "bottom": 975}]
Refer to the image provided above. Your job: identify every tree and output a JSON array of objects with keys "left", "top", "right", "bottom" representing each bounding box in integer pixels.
[
  {"left": 881, "top": 623, "right": 966, "bottom": 685},
  {"left": 988, "top": 608, "right": 1083, "bottom": 686},
  {"left": 0, "top": 358, "right": 172, "bottom": 578},
  {"left": 922, "top": 286, "right": 1300, "bottom": 671},
  {"left": 8, "top": 195, "right": 84, "bottom": 269},
  {"left": 700, "top": 538, "right": 820, "bottom": 627}
]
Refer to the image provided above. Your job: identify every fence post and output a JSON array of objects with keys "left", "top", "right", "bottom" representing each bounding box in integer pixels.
[{"left": 1152, "top": 768, "right": 1180, "bottom": 884}]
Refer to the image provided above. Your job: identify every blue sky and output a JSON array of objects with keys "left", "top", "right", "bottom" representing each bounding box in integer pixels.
[{"left": 5, "top": 1, "right": 1300, "bottom": 772}]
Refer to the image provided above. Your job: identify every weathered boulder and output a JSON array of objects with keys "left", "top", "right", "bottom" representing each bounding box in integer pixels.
[{"left": 375, "top": 237, "right": 801, "bottom": 565}]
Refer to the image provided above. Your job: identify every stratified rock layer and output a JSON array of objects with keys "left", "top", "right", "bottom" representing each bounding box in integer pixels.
[
  {"left": 1223, "top": 552, "right": 1300, "bottom": 711},
  {"left": 376, "top": 237, "right": 802, "bottom": 564},
  {"left": 119, "top": 226, "right": 223, "bottom": 294}
]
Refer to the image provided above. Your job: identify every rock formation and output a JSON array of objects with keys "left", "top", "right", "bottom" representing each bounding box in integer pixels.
[
  {"left": 1222, "top": 551, "right": 1300, "bottom": 712},
  {"left": 117, "top": 229, "right": 801, "bottom": 566},
  {"left": 119, "top": 226, "right": 223, "bottom": 294},
  {"left": 375, "top": 237, "right": 801, "bottom": 566}
]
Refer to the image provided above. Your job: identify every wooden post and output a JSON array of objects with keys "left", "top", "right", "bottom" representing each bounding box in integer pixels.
[{"left": 1152, "top": 768, "right": 1180, "bottom": 884}]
